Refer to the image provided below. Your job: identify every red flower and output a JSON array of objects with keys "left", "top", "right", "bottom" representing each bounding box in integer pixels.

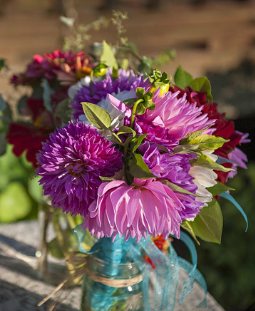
[
  {"left": 7, "top": 98, "right": 54, "bottom": 168},
  {"left": 170, "top": 86, "right": 244, "bottom": 183},
  {"left": 11, "top": 50, "right": 92, "bottom": 87}
]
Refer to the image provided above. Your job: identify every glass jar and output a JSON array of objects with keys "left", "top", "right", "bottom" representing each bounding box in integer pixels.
[{"left": 81, "top": 254, "right": 143, "bottom": 311}]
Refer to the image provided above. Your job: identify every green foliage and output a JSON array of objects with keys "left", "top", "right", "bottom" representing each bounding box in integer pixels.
[
  {"left": 82, "top": 102, "right": 112, "bottom": 129},
  {"left": 189, "top": 77, "right": 213, "bottom": 102},
  {"left": 137, "top": 56, "right": 153, "bottom": 75},
  {"left": 93, "top": 63, "right": 108, "bottom": 78},
  {"left": 151, "top": 50, "right": 176, "bottom": 68},
  {"left": 208, "top": 181, "right": 235, "bottom": 196},
  {"left": 197, "top": 162, "right": 255, "bottom": 309},
  {"left": 181, "top": 220, "right": 200, "bottom": 245},
  {"left": 185, "top": 134, "right": 228, "bottom": 150},
  {"left": 100, "top": 41, "right": 118, "bottom": 70},
  {"left": 190, "top": 199, "right": 223, "bottom": 244},
  {"left": 174, "top": 66, "right": 193, "bottom": 89},
  {"left": 191, "top": 154, "right": 233, "bottom": 172},
  {"left": 48, "top": 227, "right": 77, "bottom": 259},
  {"left": 121, "top": 58, "right": 129, "bottom": 70},
  {"left": 117, "top": 126, "right": 136, "bottom": 136},
  {"left": 0, "top": 144, "right": 39, "bottom": 223},
  {"left": 0, "top": 182, "right": 32, "bottom": 223},
  {"left": 129, "top": 154, "right": 155, "bottom": 179},
  {"left": 130, "top": 134, "right": 147, "bottom": 152},
  {"left": 162, "top": 180, "right": 198, "bottom": 197}
]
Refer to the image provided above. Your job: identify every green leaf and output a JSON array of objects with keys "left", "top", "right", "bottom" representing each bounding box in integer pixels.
[
  {"left": 181, "top": 128, "right": 210, "bottom": 143},
  {"left": 93, "top": 63, "right": 108, "bottom": 77},
  {"left": 181, "top": 220, "right": 200, "bottom": 245},
  {"left": 117, "top": 126, "right": 136, "bottom": 136},
  {"left": 82, "top": 102, "right": 111, "bottom": 129},
  {"left": 187, "top": 134, "right": 229, "bottom": 150},
  {"left": 0, "top": 133, "right": 7, "bottom": 156},
  {"left": 129, "top": 154, "right": 155, "bottom": 179},
  {"left": 0, "top": 182, "right": 32, "bottom": 223},
  {"left": 144, "top": 100, "right": 155, "bottom": 110},
  {"left": 136, "top": 87, "right": 145, "bottom": 98},
  {"left": 100, "top": 41, "right": 118, "bottom": 69},
  {"left": 99, "top": 176, "right": 115, "bottom": 182},
  {"left": 189, "top": 199, "right": 223, "bottom": 244},
  {"left": 208, "top": 181, "right": 235, "bottom": 196},
  {"left": 192, "top": 154, "right": 234, "bottom": 172},
  {"left": 131, "top": 134, "right": 147, "bottom": 152},
  {"left": 42, "top": 79, "right": 54, "bottom": 112},
  {"left": 174, "top": 66, "right": 193, "bottom": 89},
  {"left": 136, "top": 104, "right": 146, "bottom": 115},
  {"left": 189, "top": 77, "right": 213, "bottom": 102},
  {"left": 137, "top": 56, "right": 153, "bottom": 75},
  {"left": 161, "top": 180, "right": 199, "bottom": 197},
  {"left": 121, "top": 58, "right": 129, "bottom": 70},
  {"left": 47, "top": 236, "right": 65, "bottom": 259}
]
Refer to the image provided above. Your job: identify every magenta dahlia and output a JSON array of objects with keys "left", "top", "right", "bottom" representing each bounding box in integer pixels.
[
  {"left": 83, "top": 178, "right": 184, "bottom": 242},
  {"left": 37, "top": 121, "right": 123, "bottom": 216}
]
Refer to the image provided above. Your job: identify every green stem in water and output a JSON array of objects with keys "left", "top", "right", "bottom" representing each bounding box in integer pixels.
[
  {"left": 52, "top": 212, "right": 67, "bottom": 256},
  {"left": 66, "top": 213, "right": 77, "bottom": 229}
]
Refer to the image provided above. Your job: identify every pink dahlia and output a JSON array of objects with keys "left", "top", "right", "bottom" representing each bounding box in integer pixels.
[
  {"left": 83, "top": 178, "right": 183, "bottom": 242},
  {"left": 107, "top": 90, "right": 215, "bottom": 150},
  {"left": 37, "top": 121, "right": 123, "bottom": 216},
  {"left": 136, "top": 90, "right": 215, "bottom": 147}
]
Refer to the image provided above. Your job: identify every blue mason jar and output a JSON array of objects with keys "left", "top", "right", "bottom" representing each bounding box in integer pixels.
[{"left": 81, "top": 254, "right": 143, "bottom": 311}]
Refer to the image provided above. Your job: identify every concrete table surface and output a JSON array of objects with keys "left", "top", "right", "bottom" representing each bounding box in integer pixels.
[{"left": 0, "top": 221, "right": 225, "bottom": 311}]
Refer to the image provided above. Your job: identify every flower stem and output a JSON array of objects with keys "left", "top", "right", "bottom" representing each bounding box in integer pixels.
[{"left": 131, "top": 99, "right": 143, "bottom": 129}]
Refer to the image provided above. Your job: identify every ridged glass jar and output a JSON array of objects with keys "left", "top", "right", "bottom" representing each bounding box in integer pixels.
[{"left": 81, "top": 254, "right": 143, "bottom": 311}]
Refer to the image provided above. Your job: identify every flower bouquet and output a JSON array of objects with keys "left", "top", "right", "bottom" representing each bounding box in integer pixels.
[
  {"left": 36, "top": 57, "right": 249, "bottom": 310},
  {"left": 1, "top": 12, "right": 249, "bottom": 311}
]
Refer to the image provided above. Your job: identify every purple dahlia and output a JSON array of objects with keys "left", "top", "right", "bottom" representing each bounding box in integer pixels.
[
  {"left": 37, "top": 121, "right": 123, "bottom": 216},
  {"left": 140, "top": 142, "right": 203, "bottom": 220},
  {"left": 71, "top": 69, "right": 150, "bottom": 119}
]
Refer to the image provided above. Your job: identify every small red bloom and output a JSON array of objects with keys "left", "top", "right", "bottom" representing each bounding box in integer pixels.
[{"left": 10, "top": 50, "right": 92, "bottom": 87}]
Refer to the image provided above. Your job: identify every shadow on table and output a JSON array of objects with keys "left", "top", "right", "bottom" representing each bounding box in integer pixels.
[
  {"left": 0, "top": 279, "right": 79, "bottom": 311},
  {"left": 0, "top": 233, "right": 36, "bottom": 257}
]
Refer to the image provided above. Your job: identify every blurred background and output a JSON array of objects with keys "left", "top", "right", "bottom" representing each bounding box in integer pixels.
[{"left": 0, "top": 0, "right": 255, "bottom": 310}]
